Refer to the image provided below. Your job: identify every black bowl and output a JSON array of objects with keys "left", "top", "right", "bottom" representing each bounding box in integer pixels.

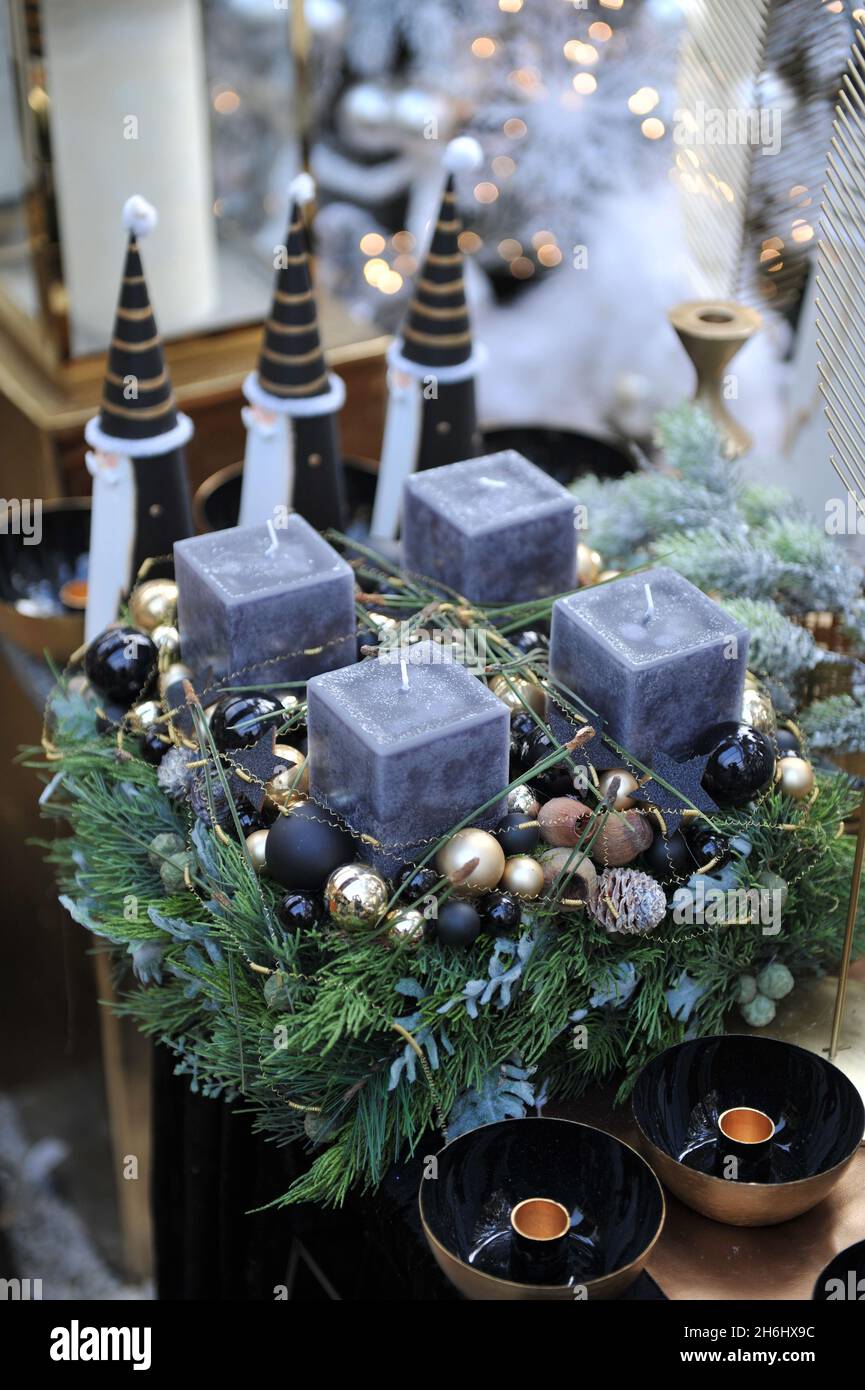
[
  {"left": 0, "top": 497, "right": 90, "bottom": 658},
  {"left": 193, "top": 457, "right": 380, "bottom": 535},
  {"left": 481, "top": 423, "right": 636, "bottom": 487},
  {"left": 419, "top": 1118, "right": 664, "bottom": 1300},
  {"left": 812, "top": 1239, "right": 865, "bottom": 1300},
  {"left": 633, "top": 1035, "right": 864, "bottom": 1226}
]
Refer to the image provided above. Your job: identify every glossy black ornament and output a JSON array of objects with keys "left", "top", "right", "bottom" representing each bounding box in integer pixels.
[
  {"left": 642, "top": 828, "right": 693, "bottom": 881},
  {"left": 515, "top": 728, "right": 573, "bottom": 798},
  {"left": 84, "top": 626, "right": 157, "bottom": 705},
  {"left": 210, "top": 691, "right": 283, "bottom": 751},
  {"left": 436, "top": 900, "right": 481, "bottom": 948},
  {"left": 94, "top": 699, "right": 128, "bottom": 734},
  {"left": 496, "top": 811, "right": 540, "bottom": 857},
  {"left": 775, "top": 727, "right": 802, "bottom": 758},
  {"left": 511, "top": 628, "right": 549, "bottom": 656},
  {"left": 265, "top": 801, "right": 356, "bottom": 890},
  {"left": 683, "top": 820, "right": 730, "bottom": 872},
  {"left": 396, "top": 863, "right": 440, "bottom": 900},
  {"left": 510, "top": 711, "right": 537, "bottom": 747},
  {"left": 479, "top": 891, "right": 522, "bottom": 934},
  {"left": 700, "top": 722, "right": 776, "bottom": 807},
  {"left": 229, "top": 802, "right": 267, "bottom": 839},
  {"left": 140, "top": 727, "right": 170, "bottom": 766},
  {"left": 276, "top": 891, "right": 323, "bottom": 934}
]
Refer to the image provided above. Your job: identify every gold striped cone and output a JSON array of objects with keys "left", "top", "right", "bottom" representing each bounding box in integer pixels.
[
  {"left": 400, "top": 174, "right": 473, "bottom": 371},
  {"left": 255, "top": 201, "right": 329, "bottom": 401},
  {"left": 97, "top": 235, "right": 179, "bottom": 444}
]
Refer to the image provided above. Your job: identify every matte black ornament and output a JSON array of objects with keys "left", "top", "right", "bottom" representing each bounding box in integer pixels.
[
  {"left": 210, "top": 691, "right": 283, "bottom": 751},
  {"left": 265, "top": 801, "right": 356, "bottom": 890},
  {"left": 496, "top": 811, "right": 540, "bottom": 857},
  {"left": 479, "top": 891, "right": 522, "bottom": 935},
  {"left": 436, "top": 900, "right": 481, "bottom": 948},
  {"left": 84, "top": 626, "right": 157, "bottom": 705},
  {"left": 397, "top": 863, "right": 440, "bottom": 900},
  {"left": 684, "top": 820, "right": 730, "bottom": 872},
  {"left": 775, "top": 727, "right": 802, "bottom": 758},
  {"left": 642, "top": 829, "right": 695, "bottom": 882},
  {"left": 700, "top": 722, "right": 776, "bottom": 806},
  {"left": 277, "top": 891, "right": 323, "bottom": 934}
]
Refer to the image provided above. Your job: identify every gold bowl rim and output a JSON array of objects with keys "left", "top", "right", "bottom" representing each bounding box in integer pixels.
[{"left": 418, "top": 1117, "right": 666, "bottom": 1296}]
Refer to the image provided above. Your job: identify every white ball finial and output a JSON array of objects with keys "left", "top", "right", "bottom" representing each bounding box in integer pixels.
[
  {"left": 289, "top": 172, "right": 316, "bottom": 207},
  {"left": 444, "top": 136, "right": 483, "bottom": 173},
  {"left": 122, "top": 195, "right": 158, "bottom": 238}
]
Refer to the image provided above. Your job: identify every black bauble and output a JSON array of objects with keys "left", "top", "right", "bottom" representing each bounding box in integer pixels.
[
  {"left": 265, "top": 801, "right": 356, "bottom": 890},
  {"left": 775, "top": 727, "right": 802, "bottom": 758},
  {"left": 277, "top": 891, "right": 323, "bottom": 934},
  {"left": 479, "top": 891, "right": 522, "bottom": 935},
  {"left": 510, "top": 711, "right": 537, "bottom": 747},
  {"left": 84, "top": 626, "right": 157, "bottom": 705},
  {"left": 397, "top": 863, "right": 440, "bottom": 900},
  {"left": 517, "top": 729, "right": 573, "bottom": 798},
  {"left": 511, "top": 628, "right": 549, "bottom": 656},
  {"left": 140, "top": 728, "right": 170, "bottom": 766},
  {"left": 94, "top": 699, "right": 128, "bottom": 734},
  {"left": 496, "top": 811, "right": 540, "bottom": 857},
  {"left": 210, "top": 691, "right": 283, "bottom": 751},
  {"left": 229, "top": 802, "right": 267, "bottom": 839},
  {"left": 683, "top": 820, "right": 730, "bottom": 872},
  {"left": 436, "top": 900, "right": 481, "bottom": 948},
  {"left": 642, "top": 829, "right": 695, "bottom": 882},
  {"left": 700, "top": 722, "right": 776, "bottom": 806}
]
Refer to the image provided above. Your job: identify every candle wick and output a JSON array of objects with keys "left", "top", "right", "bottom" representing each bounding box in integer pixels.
[
  {"left": 642, "top": 583, "right": 655, "bottom": 626},
  {"left": 400, "top": 657, "right": 410, "bottom": 692},
  {"left": 265, "top": 519, "right": 279, "bottom": 556}
]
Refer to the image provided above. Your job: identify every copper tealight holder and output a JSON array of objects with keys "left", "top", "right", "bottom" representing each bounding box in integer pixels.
[
  {"left": 509, "top": 1197, "right": 571, "bottom": 1283},
  {"left": 716, "top": 1106, "right": 775, "bottom": 1181}
]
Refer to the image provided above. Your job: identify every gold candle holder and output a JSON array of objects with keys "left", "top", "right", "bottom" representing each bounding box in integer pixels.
[{"left": 668, "top": 300, "right": 762, "bottom": 458}]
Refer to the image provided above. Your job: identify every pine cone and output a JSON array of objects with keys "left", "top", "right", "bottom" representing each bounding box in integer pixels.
[{"left": 593, "top": 866, "right": 666, "bottom": 936}]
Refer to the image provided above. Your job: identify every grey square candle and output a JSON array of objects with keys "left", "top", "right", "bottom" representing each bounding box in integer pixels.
[
  {"left": 307, "top": 640, "right": 509, "bottom": 868},
  {"left": 402, "top": 450, "right": 578, "bottom": 604},
  {"left": 548, "top": 566, "right": 749, "bottom": 762},
  {"left": 174, "top": 516, "right": 357, "bottom": 687}
]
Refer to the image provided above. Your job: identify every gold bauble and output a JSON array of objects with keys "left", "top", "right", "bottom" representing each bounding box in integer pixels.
[
  {"left": 129, "top": 699, "right": 161, "bottom": 732},
  {"left": 577, "top": 543, "right": 602, "bottom": 586},
  {"left": 129, "top": 578, "right": 178, "bottom": 633},
  {"left": 265, "top": 744, "right": 309, "bottom": 810},
  {"left": 245, "top": 829, "right": 270, "bottom": 873},
  {"left": 280, "top": 693, "right": 301, "bottom": 713},
  {"left": 741, "top": 679, "right": 776, "bottom": 735},
  {"left": 385, "top": 907, "right": 427, "bottom": 947},
  {"left": 597, "top": 767, "right": 639, "bottom": 810},
  {"left": 488, "top": 674, "right": 546, "bottom": 716},
  {"left": 598, "top": 570, "right": 621, "bottom": 583},
  {"left": 325, "top": 863, "right": 389, "bottom": 929},
  {"left": 500, "top": 855, "right": 545, "bottom": 899},
  {"left": 151, "top": 623, "right": 181, "bottom": 661},
  {"left": 778, "top": 756, "right": 814, "bottom": 802},
  {"left": 435, "top": 828, "right": 505, "bottom": 895},
  {"left": 508, "top": 785, "right": 540, "bottom": 817}
]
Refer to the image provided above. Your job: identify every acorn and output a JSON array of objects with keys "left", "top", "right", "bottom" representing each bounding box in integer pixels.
[
  {"left": 589, "top": 810, "right": 653, "bottom": 867},
  {"left": 539, "top": 848, "right": 598, "bottom": 910},
  {"left": 537, "top": 797, "right": 592, "bottom": 848}
]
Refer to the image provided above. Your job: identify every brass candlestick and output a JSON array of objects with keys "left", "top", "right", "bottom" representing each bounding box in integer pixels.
[
  {"left": 829, "top": 792, "right": 865, "bottom": 1060},
  {"left": 668, "top": 300, "right": 762, "bottom": 458}
]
